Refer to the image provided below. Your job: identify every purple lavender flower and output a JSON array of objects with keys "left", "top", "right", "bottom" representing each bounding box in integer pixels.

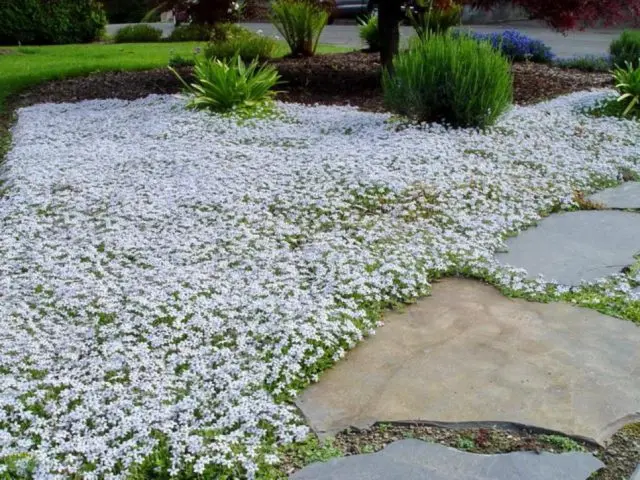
[{"left": 468, "top": 30, "right": 555, "bottom": 63}]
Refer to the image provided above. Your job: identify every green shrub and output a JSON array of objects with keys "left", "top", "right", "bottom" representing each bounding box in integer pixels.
[
  {"left": 383, "top": 35, "right": 513, "bottom": 128},
  {"left": 170, "top": 55, "right": 281, "bottom": 114},
  {"left": 169, "top": 53, "right": 196, "bottom": 68},
  {"left": 205, "top": 26, "right": 277, "bottom": 62},
  {"left": 113, "top": 24, "right": 163, "bottom": 43},
  {"left": 271, "top": 0, "right": 329, "bottom": 57},
  {"left": 610, "top": 30, "right": 640, "bottom": 69},
  {"left": 407, "top": 2, "right": 462, "bottom": 38},
  {"left": 358, "top": 15, "right": 381, "bottom": 52},
  {"left": 555, "top": 54, "right": 612, "bottom": 72},
  {"left": 167, "top": 24, "right": 213, "bottom": 42},
  {"left": 210, "top": 22, "right": 251, "bottom": 43},
  {"left": 0, "top": 0, "right": 107, "bottom": 45},
  {"left": 612, "top": 60, "right": 640, "bottom": 117}
]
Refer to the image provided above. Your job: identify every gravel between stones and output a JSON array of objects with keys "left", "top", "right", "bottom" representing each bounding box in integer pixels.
[{"left": 281, "top": 422, "right": 640, "bottom": 479}]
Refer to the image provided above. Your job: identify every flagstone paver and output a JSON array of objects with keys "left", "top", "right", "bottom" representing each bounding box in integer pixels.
[
  {"left": 296, "top": 279, "right": 640, "bottom": 443},
  {"left": 496, "top": 211, "right": 640, "bottom": 285},
  {"left": 588, "top": 182, "right": 640, "bottom": 210},
  {"left": 291, "top": 439, "right": 605, "bottom": 480}
]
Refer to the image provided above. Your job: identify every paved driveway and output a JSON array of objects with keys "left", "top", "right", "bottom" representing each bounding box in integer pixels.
[{"left": 106, "top": 22, "right": 622, "bottom": 58}]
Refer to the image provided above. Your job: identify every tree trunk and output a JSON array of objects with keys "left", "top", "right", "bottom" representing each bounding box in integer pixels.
[{"left": 378, "top": 0, "right": 402, "bottom": 71}]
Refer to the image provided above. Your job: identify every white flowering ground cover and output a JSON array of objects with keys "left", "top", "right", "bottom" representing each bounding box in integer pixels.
[{"left": 1, "top": 91, "right": 639, "bottom": 478}]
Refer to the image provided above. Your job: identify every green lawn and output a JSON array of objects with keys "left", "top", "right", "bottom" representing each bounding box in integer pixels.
[{"left": 0, "top": 41, "right": 350, "bottom": 111}]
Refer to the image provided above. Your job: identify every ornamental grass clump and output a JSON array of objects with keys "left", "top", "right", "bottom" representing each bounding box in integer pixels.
[
  {"left": 407, "top": 0, "right": 462, "bottom": 38},
  {"left": 270, "top": 0, "right": 329, "bottom": 57},
  {"left": 383, "top": 34, "right": 513, "bottom": 128},
  {"left": 610, "top": 30, "right": 640, "bottom": 69},
  {"left": 358, "top": 14, "right": 381, "bottom": 52},
  {"left": 170, "top": 55, "right": 281, "bottom": 114}
]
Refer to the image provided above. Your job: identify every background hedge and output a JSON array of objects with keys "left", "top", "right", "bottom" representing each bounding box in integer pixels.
[{"left": 0, "top": 0, "right": 107, "bottom": 45}]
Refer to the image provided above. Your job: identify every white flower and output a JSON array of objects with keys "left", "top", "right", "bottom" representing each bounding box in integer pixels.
[{"left": 0, "top": 90, "right": 637, "bottom": 478}]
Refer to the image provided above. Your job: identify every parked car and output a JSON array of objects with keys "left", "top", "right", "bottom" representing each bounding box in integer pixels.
[{"left": 329, "top": 0, "right": 376, "bottom": 22}]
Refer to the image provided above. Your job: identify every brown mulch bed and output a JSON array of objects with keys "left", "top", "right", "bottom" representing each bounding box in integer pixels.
[{"left": 11, "top": 52, "right": 612, "bottom": 112}]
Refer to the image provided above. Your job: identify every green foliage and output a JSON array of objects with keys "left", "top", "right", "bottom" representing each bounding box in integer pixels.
[
  {"left": 205, "top": 26, "right": 277, "bottom": 62},
  {"left": 358, "top": 15, "right": 381, "bottom": 52},
  {"left": 612, "top": 60, "right": 640, "bottom": 117},
  {"left": 539, "top": 435, "right": 585, "bottom": 452},
  {"left": 555, "top": 54, "right": 612, "bottom": 72},
  {"left": 279, "top": 436, "right": 343, "bottom": 471},
  {"left": 455, "top": 436, "right": 476, "bottom": 450},
  {"left": 169, "top": 54, "right": 196, "bottom": 68},
  {"left": 407, "top": 2, "right": 462, "bottom": 38},
  {"left": 127, "top": 432, "right": 247, "bottom": 479},
  {"left": 610, "top": 30, "right": 640, "bottom": 69},
  {"left": 211, "top": 23, "right": 251, "bottom": 43},
  {"left": 383, "top": 34, "right": 513, "bottom": 128},
  {"left": 113, "top": 25, "right": 163, "bottom": 44},
  {"left": 270, "top": 0, "right": 329, "bottom": 57},
  {"left": 588, "top": 98, "right": 640, "bottom": 121},
  {"left": 0, "top": 453, "right": 37, "bottom": 478},
  {"left": 170, "top": 55, "right": 281, "bottom": 115},
  {"left": 167, "top": 24, "right": 213, "bottom": 42},
  {"left": 101, "top": 0, "right": 148, "bottom": 23},
  {"left": 0, "top": 0, "right": 107, "bottom": 46}
]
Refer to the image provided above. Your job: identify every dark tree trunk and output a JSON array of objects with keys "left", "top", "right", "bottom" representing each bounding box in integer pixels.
[{"left": 378, "top": 0, "right": 402, "bottom": 71}]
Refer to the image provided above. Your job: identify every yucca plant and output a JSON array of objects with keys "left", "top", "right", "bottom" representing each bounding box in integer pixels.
[
  {"left": 270, "top": 0, "right": 329, "bottom": 57},
  {"left": 169, "top": 55, "right": 281, "bottom": 114},
  {"left": 613, "top": 59, "right": 640, "bottom": 117}
]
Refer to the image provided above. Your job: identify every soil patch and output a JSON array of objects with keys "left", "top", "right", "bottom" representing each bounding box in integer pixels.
[
  {"left": 10, "top": 52, "right": 611, "bottom": 112},
  {"left": 281, "top": 422, "right": 639, "bottom": 479}
]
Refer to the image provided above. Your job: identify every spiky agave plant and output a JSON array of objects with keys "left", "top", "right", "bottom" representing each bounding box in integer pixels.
[
  {"left": 169, "top": 55, "right": 281, "bottom": 114},
  {"left": 613, "top": 59, "right": 640, "bottom": 117}
]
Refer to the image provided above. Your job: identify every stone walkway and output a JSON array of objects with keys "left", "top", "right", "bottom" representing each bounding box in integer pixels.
[
  {"left": 496, "top": 210, "right": 640, "bottom": 285},
  {"left": 295, "top": 182, "right": 640, "bottom": 479},
  {"left": 296, "top": 279, "right": 640, "bottom": 444},
  {"left": 497, "top": 183, "right": 640, "bottom": 285},
  {"left": 292, "top": 440, "right": 604, "bottom": 480},
  {"left": 588, "top": 182, "right": 640, "bottom": 210}
]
